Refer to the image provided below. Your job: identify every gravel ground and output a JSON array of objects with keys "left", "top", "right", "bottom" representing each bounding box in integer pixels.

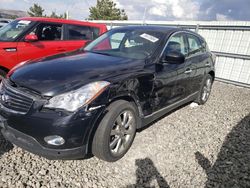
[{"left": 0, "top": 81, "right": 250, "bottom": 188}]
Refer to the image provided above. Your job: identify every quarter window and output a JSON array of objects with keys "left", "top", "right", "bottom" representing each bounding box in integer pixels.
[
  {"left": 200, "top": 38, "right": 208, "bottom": 52},
  {"left": 187, "top": 34, "right": 203, "bottom": 55}
]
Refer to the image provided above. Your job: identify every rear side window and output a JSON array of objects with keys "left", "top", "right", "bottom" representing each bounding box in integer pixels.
[
  {"left": 67, "top": 25, "right": 100, "bottom": 40},
  {"left": 187, "top": 34, "right": 203, "bottom": 55}
]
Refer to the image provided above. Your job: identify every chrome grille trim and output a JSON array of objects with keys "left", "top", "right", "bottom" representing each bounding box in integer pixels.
[{"left": 0, "top": 79, "right": 34, "bottom": 114}]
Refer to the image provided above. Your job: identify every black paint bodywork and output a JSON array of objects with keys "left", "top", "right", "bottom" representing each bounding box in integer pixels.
[{"left": 0, "top": 26, "right": 215, "bottom": 159}]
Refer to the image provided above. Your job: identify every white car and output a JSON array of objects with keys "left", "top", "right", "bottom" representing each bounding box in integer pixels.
[{"left": 0, "top": 19, "right": 12, "bottom": 28}]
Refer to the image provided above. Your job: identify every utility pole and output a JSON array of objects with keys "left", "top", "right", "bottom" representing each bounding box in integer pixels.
[
  {"left": 143, "top": 7, "right": 147, "bottom": 25},
  {"left": 66, "top": 10, "right": 69, "bottom": 19}
]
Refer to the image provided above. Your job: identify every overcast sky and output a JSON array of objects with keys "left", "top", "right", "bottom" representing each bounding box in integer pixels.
[{"left": 1, "top": 0, "right": 250, "bottom": 21}]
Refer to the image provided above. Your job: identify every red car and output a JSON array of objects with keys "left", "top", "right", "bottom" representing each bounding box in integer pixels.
[{"left": 0, "top": 17, "right": 107, "bottom": 77}]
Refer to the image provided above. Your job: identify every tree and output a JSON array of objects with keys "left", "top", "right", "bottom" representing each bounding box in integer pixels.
[
  {"left": 27, "top": 4, "right": 67, "bottom": 19},
  {"left": 10, "top": 15, "right": 19, "bottom": 19},
  {"left": 49, "top": 12, "right": 67, "bottom": 19},
  {"left": 88, "top": 0, "right": 128, "bottom": 20},
  {"left": 27, "top": 3, "right": 45, "bottom": 17}
]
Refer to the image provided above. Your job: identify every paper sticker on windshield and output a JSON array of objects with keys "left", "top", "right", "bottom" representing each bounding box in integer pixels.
[
  {"left": 140, "top": 33, "right": 159, "bottom": 43},
  {"left": 18, "top": 20, "right": 31, "bottom": 25}
]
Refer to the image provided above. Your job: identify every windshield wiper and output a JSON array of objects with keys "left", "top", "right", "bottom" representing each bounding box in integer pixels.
[{"left": 88, "top": 51, "right": 112, "bottom": 56}]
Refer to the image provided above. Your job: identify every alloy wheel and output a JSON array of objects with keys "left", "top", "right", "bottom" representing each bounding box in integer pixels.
[
  {"left": 201, "top": 78, "right": 212, "bottom": 102},
  {"left": 109, "top": 110, "right": 136, "bottom": 156}
]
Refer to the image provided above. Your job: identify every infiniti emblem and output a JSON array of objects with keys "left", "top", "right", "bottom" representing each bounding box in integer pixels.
[{"left": 1, "top": 93, "right": 10, "bottom": 103}]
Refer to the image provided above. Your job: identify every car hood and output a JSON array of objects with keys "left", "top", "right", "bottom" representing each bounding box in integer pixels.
[{"left": 10, "top": 50, "right": 145, "bottom": 96}]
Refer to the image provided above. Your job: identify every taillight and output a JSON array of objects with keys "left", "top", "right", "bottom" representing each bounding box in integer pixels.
[{"left": 211, "top": 53, "right": 216, "bottom": 64}]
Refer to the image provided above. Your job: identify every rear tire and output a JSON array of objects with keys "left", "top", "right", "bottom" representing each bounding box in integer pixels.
[
  {"left": 92, "top": 100, "right": 138, "bottom": 162},
  {"left": 195, "top": 74, "right": 213, "bottom": 105}
]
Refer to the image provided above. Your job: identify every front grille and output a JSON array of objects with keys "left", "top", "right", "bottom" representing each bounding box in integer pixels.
[{"left": 0, "top": 80, "right": 34, "bottom": 114}]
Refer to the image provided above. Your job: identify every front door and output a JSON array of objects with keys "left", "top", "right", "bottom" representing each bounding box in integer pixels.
[
  {"left": 152, "top": 32, "right": 189, "bottom": 112},
  {"left": 17, "top": 22, "right": 65, "bottom": 63}
]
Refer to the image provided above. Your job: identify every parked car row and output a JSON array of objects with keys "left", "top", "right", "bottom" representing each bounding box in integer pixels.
[
  {"left": 0, "top": 22, "right": 215, "bottom": 162},
  {"left": 0, "top": 17, "right": 107, "bottom": 77}
]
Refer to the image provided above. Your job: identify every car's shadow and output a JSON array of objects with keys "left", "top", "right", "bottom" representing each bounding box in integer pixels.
[
  {"left": 195, "top": 113, "right": 250, "bottom": 187},
  {"left": 127, "top": 157, "right": 170, "bottom": 188},
  {"left": 0, "top": 129, "right": 13, "bottom": 157}
]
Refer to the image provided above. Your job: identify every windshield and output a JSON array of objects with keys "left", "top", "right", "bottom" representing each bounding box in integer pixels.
[
  {"left": 84, "top": 28, "right": 165, "bottom": 60},
  {"left": 0, "top": 20, "right": 33, "bottom": 42}
]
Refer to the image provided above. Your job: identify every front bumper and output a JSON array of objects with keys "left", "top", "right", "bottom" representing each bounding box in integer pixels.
[
  {"left": 1, "top": 125, "right": 86, "bottom": 160},
  {"left": 0, "top": 78, "right": 107, "bottom": 159},
  {"left": 0, "top": 106, "right": 105, "bottom": 160}
]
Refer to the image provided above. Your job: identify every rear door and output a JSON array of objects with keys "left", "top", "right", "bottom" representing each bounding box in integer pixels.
[
  {"left": 17, "top": 22, "right": 65, "bottom": 63},
  {"left": 184, "top": 33, "right": 206, "bottom": 95},
  {"left": 62, "top": 24, "right": 102, "bottom": 51}
]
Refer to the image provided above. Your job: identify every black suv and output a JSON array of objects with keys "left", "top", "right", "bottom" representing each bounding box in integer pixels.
[{"left": 0, "top": 26, "right": 215, "bottom": 162}]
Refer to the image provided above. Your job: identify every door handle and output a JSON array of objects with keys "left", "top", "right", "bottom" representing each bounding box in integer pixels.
[
  {"left": 4, "top": 48, "right": 17, "bottom": 52},
  {"left": 185, "top": 68, "right": 192, "bottom": 74},
  {"left": 205, "top": 62, "right": 210, "bottom": 67}
]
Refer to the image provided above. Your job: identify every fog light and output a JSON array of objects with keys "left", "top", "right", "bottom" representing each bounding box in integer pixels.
[{"left": 44, "top": 135, "right": 65, "bottom": 146}]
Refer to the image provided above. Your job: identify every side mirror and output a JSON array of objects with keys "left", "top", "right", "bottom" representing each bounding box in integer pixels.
[
  {"left": 24, "top": 34, "right": 38, "bottom": 42},
  {"left": 162, "top": 51, "right": 185, "bottom": 64}
]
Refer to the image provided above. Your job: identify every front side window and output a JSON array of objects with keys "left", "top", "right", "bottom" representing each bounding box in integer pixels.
[
  {"left": 67, "top": 25, "right": 100, "bottom": 40},
  {"left": 187, "top": 34, "right": 203, "bottom": 55},
  {"left": 0, "top": 20, "right": 33, "bottom": 42},
  {"left": 29, "top": 23, "right": 62, "bottom": 41},
  {"left": 164, "top": 33, "right": 188, "bottom": 56},
  {"left": 85, "top": 29, "right": 165, "bottom": 60}
]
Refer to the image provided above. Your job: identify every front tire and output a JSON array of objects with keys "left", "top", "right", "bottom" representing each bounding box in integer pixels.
[
  {"left": 196, "top": 74, "right": 213, "bottom": 105},
  {"left": 92, "top": 100, "right": 138, "bottom": 162},
  {"left": 0, "top": 69, "right": 7, "bottom": 78}
]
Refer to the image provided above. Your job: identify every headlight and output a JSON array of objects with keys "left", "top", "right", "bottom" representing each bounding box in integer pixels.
[{"left": 44, "top": 81, "right": 110, "bottom": 112}]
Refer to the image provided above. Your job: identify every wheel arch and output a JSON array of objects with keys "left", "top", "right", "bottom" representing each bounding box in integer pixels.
[
  {"left": 87, "top": 74, "right": 154, "bottom": 154},
  {"left": 108, "top": 94, "right": 144, "bottom": 120},
  {"left": 208, "top": 70, "right": 215, "bottom": 81},
  {"left": 111, "top": 73, "right": 154, "bottom": 112},
  {"left": 0, "top": 66, "right": 9, "bottom": 75},
  {"left": 86, "top": 96, "right": 142, "bottom": 156}
]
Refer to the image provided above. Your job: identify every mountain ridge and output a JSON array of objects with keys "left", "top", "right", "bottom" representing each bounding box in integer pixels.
[{"left": 0, "top": 9, "right": 27, "bottom": 19}]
